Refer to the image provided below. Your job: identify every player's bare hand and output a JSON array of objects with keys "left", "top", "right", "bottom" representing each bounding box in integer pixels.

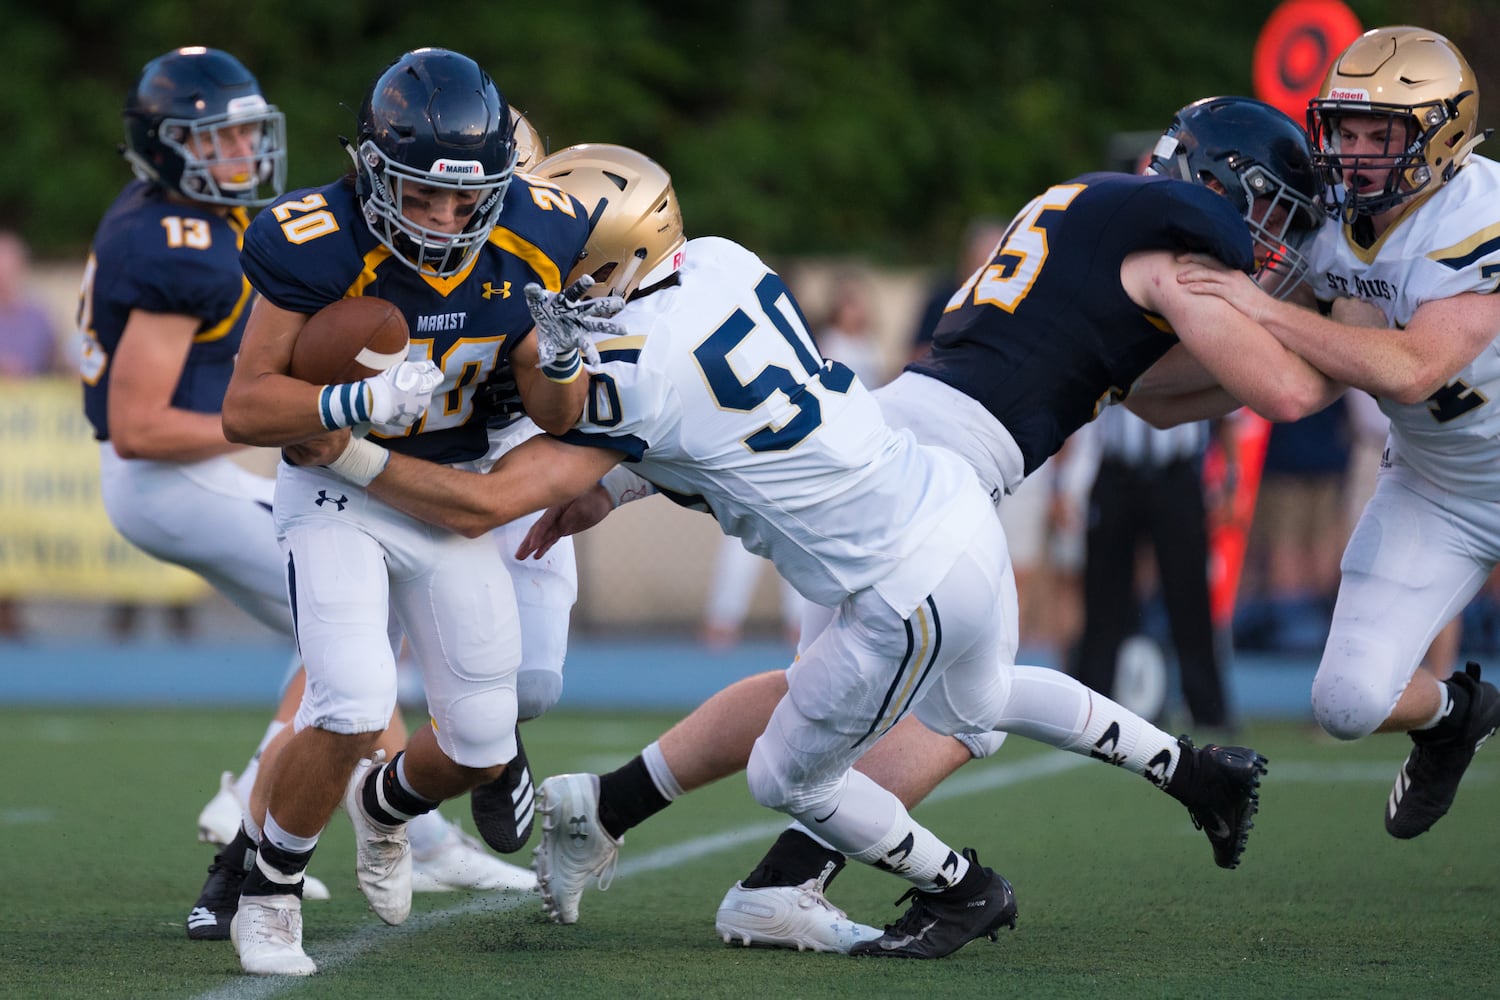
[
  {"left": 1175, "top": 255, "right": 1266, "bottom": 321},
  {"left": 285, "top": 428, "right": 351, "bottom": 466},
  {"left": 516, "top": 486, "right": 613, "bottom": 559}
]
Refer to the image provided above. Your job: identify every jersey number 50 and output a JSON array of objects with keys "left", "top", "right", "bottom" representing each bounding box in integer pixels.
[{"left": 693, "top": 272, "right": 854, "bottom": 452}]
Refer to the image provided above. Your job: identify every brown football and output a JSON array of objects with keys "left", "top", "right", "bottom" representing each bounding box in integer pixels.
[{"left": 288, "top": 296, "right": 410, "bottom": 385}]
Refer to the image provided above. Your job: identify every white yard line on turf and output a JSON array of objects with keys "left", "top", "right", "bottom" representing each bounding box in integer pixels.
[{"left": 192, "top": 752, "right": 1088, "bottom": 1000}]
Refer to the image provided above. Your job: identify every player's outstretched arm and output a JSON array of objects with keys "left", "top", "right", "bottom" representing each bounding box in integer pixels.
[
  {"left": 1128, "top": 250, "right": 1342, "bottom": 422},
  {"left": 1178, "top": 261, "right": 1500, "bottom": 405}
]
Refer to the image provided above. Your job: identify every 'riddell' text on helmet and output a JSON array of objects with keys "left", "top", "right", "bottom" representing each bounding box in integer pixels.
[
  {"left": 1147, "top": 96, "right": 1324, "bottom": 300},
  {"left": 122, "top": 47, "right": 286, "bottom": 208},
  {"left": 350, "top": 48, "right": 517, "bottom": 278}
]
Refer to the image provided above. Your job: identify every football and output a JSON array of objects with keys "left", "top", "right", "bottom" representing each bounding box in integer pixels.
[{"left": 288, "top": 296, "right": 410, "bottom": 385}]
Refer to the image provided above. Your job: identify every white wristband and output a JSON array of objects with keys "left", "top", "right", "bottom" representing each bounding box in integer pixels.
[
  {"left": 325, "top": 435, "right": 390, "bottom": 487},
  {"left": 599, "top": 465, "right": 656, "bottom": 508}
]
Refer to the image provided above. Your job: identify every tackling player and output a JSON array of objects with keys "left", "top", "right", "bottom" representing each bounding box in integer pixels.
[{"left": 293, "top": 140, "right": 1318, "bottom": 959}]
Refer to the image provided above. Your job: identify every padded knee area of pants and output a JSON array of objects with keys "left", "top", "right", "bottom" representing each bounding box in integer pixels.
[
  {"left": 438, "top": 685, "right": 520, "bottom": 767},
  {"left": 1311, "top": 661, "right": 1393, "bottom": 741},
  {"left": 517, "top": 670, "right": 563, "bottom": 721}
]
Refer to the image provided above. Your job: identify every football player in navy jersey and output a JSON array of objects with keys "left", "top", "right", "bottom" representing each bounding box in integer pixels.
[
  {"left": 217, "top": 47, "right": 606, "bottom": 976},
  {"left": 83, "top": 48, "right": 540, "bottom": 950},
  {"left": 291, "top": 123, "right": 1339, "bottom": 957}
]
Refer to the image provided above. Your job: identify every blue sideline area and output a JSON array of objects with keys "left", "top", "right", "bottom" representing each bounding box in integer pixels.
[{"left": 0, "top": 635, "right": 1318, "bottom": 720}]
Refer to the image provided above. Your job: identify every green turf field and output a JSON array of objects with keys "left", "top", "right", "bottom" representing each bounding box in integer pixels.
[{"left": 2, "top": 707, "right": 1496, "bottom": 999}]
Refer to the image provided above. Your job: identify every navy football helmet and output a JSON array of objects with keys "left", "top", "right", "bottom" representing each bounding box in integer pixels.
[
  {"left": 122, "top": 47, "right": 286, "bottom": 207},
  {"left": 1146, "top": 96, "right": 1324, "bottom": 299},
  {"left": 350, "top": 48, "right": 517, "bottom": 278}
]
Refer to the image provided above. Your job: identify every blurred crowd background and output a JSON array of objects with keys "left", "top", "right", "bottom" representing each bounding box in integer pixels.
[{"left": 5, "top": 1, "right": 1500, "bottom": 714}]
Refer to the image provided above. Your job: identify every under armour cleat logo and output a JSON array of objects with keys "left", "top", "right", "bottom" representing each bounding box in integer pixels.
[
  {"left": 315, "top": 490, "right": 348, "bottom": 511},
  {"left": 567, "top": 815, "right": 589, "bottom": 841}
]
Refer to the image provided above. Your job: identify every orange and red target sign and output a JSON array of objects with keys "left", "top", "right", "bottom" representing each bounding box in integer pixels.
[{"left": 1252, "top": 0, "right": 1364, "bottom": 119}]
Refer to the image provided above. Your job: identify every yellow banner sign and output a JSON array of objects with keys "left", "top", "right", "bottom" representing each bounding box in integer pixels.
[{"left": 0, "top": 377, "right": 206, "bottom": 601}]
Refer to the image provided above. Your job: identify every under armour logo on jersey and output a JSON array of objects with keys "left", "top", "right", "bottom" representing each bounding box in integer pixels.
[
  {"left": 1090, "top": 721, "right": 1127, "bottom": 766},
  {"left": 315, "top": 490, "right": 348, "bottom": 511},
  {"left": 482, "top": 280, "right": 511, "bottom": 300}
]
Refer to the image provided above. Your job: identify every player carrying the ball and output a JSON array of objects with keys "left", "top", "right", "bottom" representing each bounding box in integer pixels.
[{"left": 218, "top": 47, "right": 614, "bottom": 976}]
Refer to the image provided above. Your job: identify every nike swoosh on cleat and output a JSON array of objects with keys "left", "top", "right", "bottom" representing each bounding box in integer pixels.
[{"left": 880, "top": 919, "right": 939, "bottom": 948}]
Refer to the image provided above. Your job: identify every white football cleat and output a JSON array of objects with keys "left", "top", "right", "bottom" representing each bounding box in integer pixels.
[
  {"left": 196, "top": 771, "right": 241, "bottom": 846},
  {"left": 302, "top": 874, "right": 331, "bottom": 901},
  {"left": 715, "top": 873, "right": 883, "bottom": 953},
  {"left": 343, "top": 752, "right": 412, "bottom": 925},
  {"left": 532, "top": 773, "right": 620, "bottom": 924},
  {"left": 231, "top": 893, "right": 316, "bottom": 976},
  {"left": 412, "top": 825, "right": 538, "bottom": 893}
]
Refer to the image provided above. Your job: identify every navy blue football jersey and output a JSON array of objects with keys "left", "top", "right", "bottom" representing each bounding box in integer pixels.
[
  {"left": 909, "top": 172, "right": 1254, "bottom": 475},
  {"left": 80, "top": 180, "right": 252, "bottom": 441},
  {"left": 241, "top": 175, "right": 590, "bottom": 465}
]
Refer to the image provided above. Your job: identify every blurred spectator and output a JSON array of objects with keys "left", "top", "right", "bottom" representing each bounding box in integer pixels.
[
  {"left": 0, "top": 231, "right": 63, "bottom": 640},
  {"left": 699, "top": 541, "right": 805, "bottom": 650},
  {"left": 814, "top": 273, "right": 889, "bottom": 388},
  {"left": 907, "top": 216, "right": 1008, "bottom": 363},
  {"left": 1235, "top": 399, "right": 1352, "bottom": 653},
  {"left": 1071, "top": 406, "right": 1233, "bottom": 730}
]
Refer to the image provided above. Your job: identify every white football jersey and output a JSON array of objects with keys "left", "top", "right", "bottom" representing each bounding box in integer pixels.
[
  {"left": 1307, "top": 155, "right": 1500, "bottom": 497},
  {"left": 573, "top": 236, "right": 992, "bottom": 615}
]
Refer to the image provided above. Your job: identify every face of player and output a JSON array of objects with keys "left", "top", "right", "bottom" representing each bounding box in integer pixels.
[
  {"left": 1330, "top": 114, "right": 1415, "bottom": 199},
  {"left": 186, "top": 121, "right": 267, "bottom": 190},
  {"left": 400, "top": 184, "right": 482, "bottom": 238}
]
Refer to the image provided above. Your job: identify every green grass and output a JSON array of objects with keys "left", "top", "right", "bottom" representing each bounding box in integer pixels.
[{"left": 2, "top": 708, "right": 1497, "bottom": 999}]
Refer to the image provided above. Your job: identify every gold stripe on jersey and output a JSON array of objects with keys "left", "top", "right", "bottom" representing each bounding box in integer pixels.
[
  {"left": 346, "top": 245, "right": 395, "bottom": 299},
  {"left": 194, "top": 208, "right": 255, "bottom": 343},
  {"left": 1428, "top": 221, "right": 1500, "bottom": 270},
  {"left": 194, "top": 274, "right": 254, "bottom": 344},
  {"left": 1340, "top": 186, "right": 1442, "bottom": 265},
  {"left": 596, "top": 335, "right": 648, "bottom": 353},
  {"left": 489, "top": 227, "right": 564, "bottom": 292}
]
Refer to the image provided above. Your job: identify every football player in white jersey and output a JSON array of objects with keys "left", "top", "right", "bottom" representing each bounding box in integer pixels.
[
  {"left": 295, "top": 144, "right": 1275, "bottom": 959},
  {"left": 1177, "top": 26, "right": 1500, "bottom": 840}
]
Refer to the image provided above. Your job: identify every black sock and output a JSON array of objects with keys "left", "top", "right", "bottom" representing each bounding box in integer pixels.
[
  {"left": 242, "top": 840, "right": 311, "bottom": 898},
  {"left": 363, "top": 751, "right": 438, "bottom": 825},
  {"left": 1164, "top": 738, "right": 1198, "bottom": 803},
  {"left": 221, "top": 825, "right": 259, "bottom": 873},
  {"left": 596, "top": 756, "right": 670, "bottom": 841},
  {"left": 742, "top": 829, "right": 846, "bottom": 889}
]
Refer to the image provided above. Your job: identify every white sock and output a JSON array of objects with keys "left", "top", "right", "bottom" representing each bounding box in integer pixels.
[
  {"left": 234, "top": 720, "right": 287, "bottom": 805},
  {"left": 798, "top": 770, "right": 968, "bottom": 891},
  {"left": 995, "top": 665, "right": 1182, "bottom": 787},
  {"left": 1414, "top": 681, "right": 1454, "bottom": 731},
  {"left": 406, "top": 809, "right": 454, "bottom": 854},
  {"left": 640, "top": 741, "right": 686, "bottom": 800},
  {"left": 263, "top": 812, "right": 319, "bottom": 855}
]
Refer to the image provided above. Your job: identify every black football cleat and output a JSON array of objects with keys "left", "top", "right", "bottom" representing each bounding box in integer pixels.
[
  {"left": 849, "top": 848, "right": 1017, "bottom": 959},
  {"left": 471, "top": 725, "right": 535, "bottom": 854},
  {"left": 1170, "top": 737, "right": 1269, "bottom": 869},
  {"left": 186, "top": 839, "right": 255, "bottom": 941},
  {"left": 1387, "top": 662, "right": 1500, "bottom": 840}
]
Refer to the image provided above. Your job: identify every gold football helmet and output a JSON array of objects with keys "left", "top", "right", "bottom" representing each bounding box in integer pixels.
[
  {"left": 530, "top": 143, "right": 685, "bottom": 299},
  {"left": 511, "top": 109, "right": 544, "bottom": 172},
  {"left": 1308, "top": 25, "right": 1485, "bottom": 221}
]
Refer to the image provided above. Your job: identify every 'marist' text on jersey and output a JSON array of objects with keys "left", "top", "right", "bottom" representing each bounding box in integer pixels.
[{"left": 415, "top": 312, "right": 468, "bottom": 333}]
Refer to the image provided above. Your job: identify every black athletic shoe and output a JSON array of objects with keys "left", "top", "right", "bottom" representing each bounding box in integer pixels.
[
  {"left": 1171, "top": 736, "right": 1269, "bottom": 870},
  {"left": 186, "top": 840, "right": 255, "bottom": 941},
  {"left": 849, "top": 848, "right": 1017, "bottom": 959},
  {"left": 471, "top": 726, "right": 535, "bottom": 854},
  {"left": 1386, "top": 662, "right": 1500, "bottom": 840}
]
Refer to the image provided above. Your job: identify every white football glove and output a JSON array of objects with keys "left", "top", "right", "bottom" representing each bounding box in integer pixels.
[
  {"left": 525, "top": 276, "right": 626, "bottom": 383},
  {"left": 317, "top": 359, "right": 443, "bottom": 432}
]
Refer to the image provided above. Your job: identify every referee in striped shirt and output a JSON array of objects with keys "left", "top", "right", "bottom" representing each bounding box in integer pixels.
[{"left": 1073, "top": 405, "right": 1232, "bottom": 730}]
